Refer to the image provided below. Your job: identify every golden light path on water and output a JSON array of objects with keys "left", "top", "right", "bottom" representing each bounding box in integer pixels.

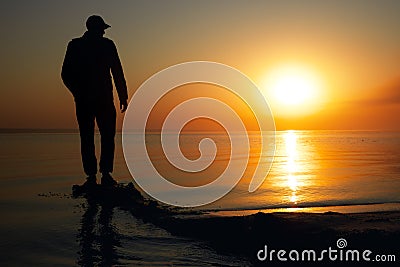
[
  {"left": 207, "top": 130, "right": 400, "bottom": 216},
  {"left": 285, "top": 131, "right": 300, "bottom": 205},
  {"left": 257, "top": 130, "right": 315, "bottom": 209}
]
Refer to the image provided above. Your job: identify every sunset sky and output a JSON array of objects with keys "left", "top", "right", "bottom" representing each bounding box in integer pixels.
[{"left": 0, "top": 0, "right": 399, "bottom": 130}]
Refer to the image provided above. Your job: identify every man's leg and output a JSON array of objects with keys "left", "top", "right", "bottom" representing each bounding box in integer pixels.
[
  {"left": 76, "top": 101, "right": 97, "bottom": 176},
  {"left": 96, "top": 102, "right": 116, "bottom": 175}
]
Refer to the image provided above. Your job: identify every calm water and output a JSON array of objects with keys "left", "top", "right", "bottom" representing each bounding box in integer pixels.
[
  {"left": 202, "top": 130, "right": 400, "bottom": 211},
  {"left": 1, "top": 130, "right": 400, "bottom": 266}
]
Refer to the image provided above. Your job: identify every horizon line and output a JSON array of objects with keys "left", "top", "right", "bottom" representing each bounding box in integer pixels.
[{"left": 0, "top": 128, "right": 399, "bottom": 134}]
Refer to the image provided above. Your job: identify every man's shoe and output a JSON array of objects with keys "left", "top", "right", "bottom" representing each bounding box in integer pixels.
[
  {"left": 101, "top": 173, "right": 117, "bottom": 187},
  {"left": 81, "top": 175, "right": 97, "bottom": 190}
]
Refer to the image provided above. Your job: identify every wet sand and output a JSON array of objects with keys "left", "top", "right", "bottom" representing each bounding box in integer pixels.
[
  {"left": 169, "top": 211, "right": 400, "bottom": 265},
  {"left": 74, "top": 183, "right": 400, "bottom": 266}
]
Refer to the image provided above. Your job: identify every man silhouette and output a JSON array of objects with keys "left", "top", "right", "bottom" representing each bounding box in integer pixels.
[{"left": 62, "top": 15, "right": 128, "bottom": 188}]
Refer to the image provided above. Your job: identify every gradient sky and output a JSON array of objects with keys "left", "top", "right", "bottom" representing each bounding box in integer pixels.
[{"left": 0, "top": 0, "right": 399, "bottom": 130}]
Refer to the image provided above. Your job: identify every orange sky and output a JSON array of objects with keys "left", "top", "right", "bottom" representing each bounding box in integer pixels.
[{"left": 0, "top": 1, "right": 399, "bottom": 130}]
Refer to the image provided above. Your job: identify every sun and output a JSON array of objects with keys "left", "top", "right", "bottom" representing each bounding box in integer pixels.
[
  {"left": 272, "top": 72, "right": 317, "bottom": 106},
  {"left": 261, "top": 65, "right": 324, "bottom": 117}
]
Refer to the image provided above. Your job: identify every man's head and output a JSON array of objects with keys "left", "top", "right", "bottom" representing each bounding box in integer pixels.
[{"left": 86, "top": 15, "right": 110, "bottom": 36}]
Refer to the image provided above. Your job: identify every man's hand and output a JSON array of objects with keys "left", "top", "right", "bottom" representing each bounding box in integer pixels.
[{"left": 120, "top": 100, "right": 128, "bottom": 113}]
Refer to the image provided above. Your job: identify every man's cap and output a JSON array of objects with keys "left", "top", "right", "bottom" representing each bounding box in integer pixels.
[{"left": 86, "top": 15, "right": 111, "bottom": 31}]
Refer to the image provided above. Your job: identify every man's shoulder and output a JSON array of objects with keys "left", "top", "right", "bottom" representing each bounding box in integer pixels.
[
  {"left": 67, "top": 36, "right": 116, "bottom": 50},
  {"left": 68, "top": 37, "right": 84, "bottom": 46},
  {"left": 101, "top": 37, "right": 116, "bottom": 47}
]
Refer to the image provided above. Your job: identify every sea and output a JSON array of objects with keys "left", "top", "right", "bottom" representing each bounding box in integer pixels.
[{"left": 1, "top": 130, "right": 400, "bottom": 266}]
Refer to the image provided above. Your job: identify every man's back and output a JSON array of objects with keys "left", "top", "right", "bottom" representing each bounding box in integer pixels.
[{"left": 62, "top": 31, "right": 127, "bottom": 103}]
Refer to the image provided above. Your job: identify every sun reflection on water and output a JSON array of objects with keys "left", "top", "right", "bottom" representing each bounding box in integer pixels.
[{"left": 285, "top": 131, "right": 299, "bottom": 204}]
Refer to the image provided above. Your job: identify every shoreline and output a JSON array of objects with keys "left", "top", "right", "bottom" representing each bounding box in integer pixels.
[{"left": 201, "top": 202, "right": 400, "bottom": 217}]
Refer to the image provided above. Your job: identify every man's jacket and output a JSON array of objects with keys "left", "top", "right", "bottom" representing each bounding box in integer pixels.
[{"left": 61, "top": 31, "right": 128, "bottom": 103}]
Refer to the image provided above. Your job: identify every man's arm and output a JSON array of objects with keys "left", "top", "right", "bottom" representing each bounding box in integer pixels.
[{"left": 109, "top": 41, "right": 128, "bottom": 112}]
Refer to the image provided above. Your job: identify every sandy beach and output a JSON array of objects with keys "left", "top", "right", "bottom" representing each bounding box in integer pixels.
[{"left": 173, "top": 211, "right": 400, "bottom": 266}]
